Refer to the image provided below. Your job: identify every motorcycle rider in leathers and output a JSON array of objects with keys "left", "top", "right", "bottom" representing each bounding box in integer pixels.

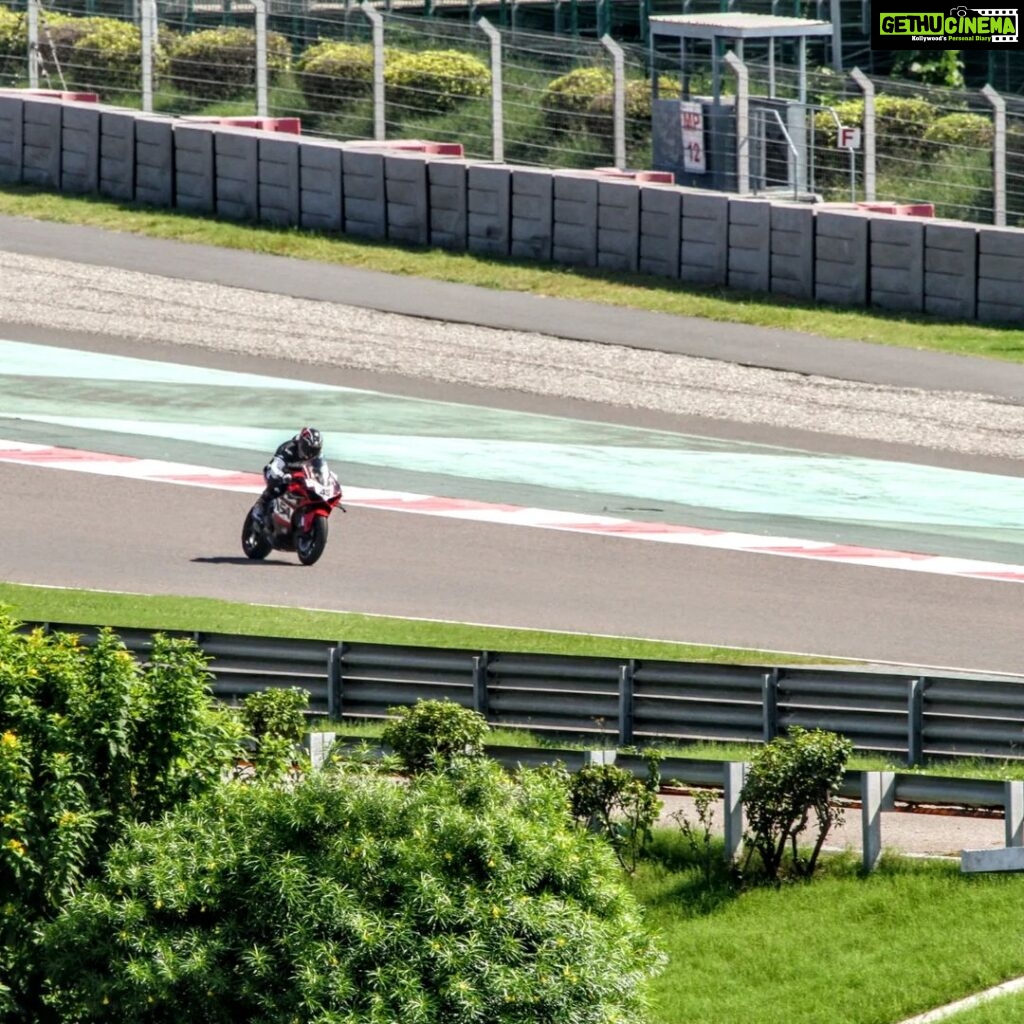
[{"left": 253, "top": 427, "right": 324, "bottom": 526}]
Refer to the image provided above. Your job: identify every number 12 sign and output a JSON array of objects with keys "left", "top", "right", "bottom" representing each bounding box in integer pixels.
[{"left": 680, "top": 101, "right": 706, "bottom": 174}]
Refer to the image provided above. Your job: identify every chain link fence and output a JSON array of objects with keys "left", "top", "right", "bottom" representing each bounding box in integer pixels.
[{"left": 1, "top": 0, "right": 1022, "bottom": 224}]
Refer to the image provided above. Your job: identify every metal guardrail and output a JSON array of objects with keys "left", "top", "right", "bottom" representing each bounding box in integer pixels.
[{"left": 22, "top": 620, "right": 1024, "bottom": 768}]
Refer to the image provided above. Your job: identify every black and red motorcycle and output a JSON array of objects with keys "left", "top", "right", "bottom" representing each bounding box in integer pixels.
[{"left": 242, "top": 457, "right": 344, "bottom": 566}]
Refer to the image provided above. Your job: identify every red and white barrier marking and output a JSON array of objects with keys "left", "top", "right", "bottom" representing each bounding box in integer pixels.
[{"left": 4, "top": 438, "right": 1024, "bottom": 582}]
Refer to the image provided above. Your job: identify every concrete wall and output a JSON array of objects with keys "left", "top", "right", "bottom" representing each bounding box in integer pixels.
[
  {"left": 511, "top": 167, "right": 552, "bottom": 261},
  {"left": 727, "top": 196, "right": 770, "bottom": 292},
  {"left": 0, "top": 94, "right": 23, "bottom": 184},
  {"left": 428, "top": 159, "right": 466, "bottom": 250},
  {"left": 870, "top": 217, "right": 924, "bottom": 313},
  {"left": 977, "top": 227, "right": 1024, "bottom": 323},
  {"left": 21, "top": 97, "right": 61, "bottom": 189},
  {"left": 215, "top": 128, "right": 259, "bottom": 221},
  {"left": 299, "top": 138, "right": 344, "bottom": 233},
  {"left": 680, "top": 190, "right": 728, "bottom": 286},
  {"left": 638, "top": 185, "right": 680, "bottom": 277},
  {"left": 99, "top": 109, "right": 136, "bottom": 200},
  {"left": 342, "top": 148, "right": 386, "bottom": 240},
  {"left": 769, "top": 203, "right": 814, "bottom": 300},
  {"left": 385, "top": 153, "right": 429, "bottom": 246},
  {"left": 258, "top": 134, "right": 300, "bottom": 227},
  {"left": 924, "top": 221, "right": 977, "bottom": 321},
  {"left": 61, "top": 102, "right": 100, "bottom": 195},
  {"left": 597, "top": 179, "right": 639, "bottom": 273},
  {"left": 173, "top": 122, "right": 216, "bottom": 214},
  {"left": 468, "top": 164, "right": 510, "bottom": 256},
  {"left": 553, "top": 172, "right": 598, "bottom": 267},
  {"left": 815, "top": 210, "right": 869, "bottom": 306},
  {"left": 134, "top": 116, "right": 173, "bottom": 208}
]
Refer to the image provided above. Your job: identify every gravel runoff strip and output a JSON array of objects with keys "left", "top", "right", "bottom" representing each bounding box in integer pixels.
[{"left": 4, "top": 250, "right": 1024, "bottom": 460}]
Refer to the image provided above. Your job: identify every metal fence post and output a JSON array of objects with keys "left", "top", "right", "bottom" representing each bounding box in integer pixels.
[
  {"left": 253, "top": 0, "right": 268, "bottom": 117},
  {"left": 907, "top": 676, "right": 924, "bottom": 766},
  {"left": 861, "top": 770, "right": 895, "bottom": 872},
  {"left": 600, "top": 35, "right": 626, "bottom": 171},
  {"left": 724, "top": 50, "right": 749, "bottom": 194},
  {"left": 618, "top": 661, "right": 634, "bottom": 746},
  {"left": 27, "top": 0, "right": 39, "bottom": 89},
  {"left": 761, "top": 668, "right": 778, "bottom": 742},
  {"left": 1006, "top": 780, "right": 1024, "bottom": 847},
  {"left": 982, "top": 84, "right": 1006, "bottom": 227},
  {"left": 851, "top": 68, "right": 875, "bottom": 202},
  {"left": 140, "top": 0, "right": 156, "bottom": 113},
  {"left": 477, "top": 18, "right": 504, "bottom": 163},
  {"left": 361, "top": 3, "right": 386, "bottom": 142},
  {"left": 472, "top": 653, "right": 489, "bottom": 717},
  {"left": 327, "top": 643, "right": 344, "bottom": 721},
  {"left": 724, "top": 761, "right": 748, "bottom": 862}
]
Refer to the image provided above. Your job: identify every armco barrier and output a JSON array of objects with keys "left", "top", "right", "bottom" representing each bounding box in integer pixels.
[
  {"left": 0, "top": 94, "right": 1022, "bottom": 323},
  {"left": 22, "top": 620, "right": 1024, "bottom": 766}
]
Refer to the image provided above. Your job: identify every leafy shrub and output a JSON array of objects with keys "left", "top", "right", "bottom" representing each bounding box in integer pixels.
[
  {"left": 891, "top": 49, "right": 964, "bottom": 88},
  {"left": 0, "top": 615, "right": 243, "bottom": 1020},
  {"left": 296, "top": 39, "right": 376, "bottom": 112},
  {"left": 385, "top": 49, "right": 490, "bottom": 115},
  {"left": 168, "top": 26, "right": 289, "bottom": 100},
  {"left": 740, "top": 727, "right": 853, "bottom": 883},
  {"left": 587, "top": 75, "right": 680, "bottom": 143},
  {"left": 923, "top": 111, "right": 994, "bottom": 150},
  {"left": 45, "top": 760, "right": 665, "bottom": 1023},
  {"left": 240, "top": 686, "right": 310, "bottom": 778},
  {"left": 67, "top": 19, "right": 153, "bottom": 95},
  {"left": 569, "top": 753, "right": 662, "bottom": 873},
  {"left": 542, "top": 66, "right": 613, "bottom": 131},
  {"left": 382, "top": 698, "right": 488, "bottom": 773},
  {"left": 0, "top": 6, "right": 27, "bottom": 79}
]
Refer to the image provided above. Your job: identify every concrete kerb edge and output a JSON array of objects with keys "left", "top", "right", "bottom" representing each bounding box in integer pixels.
[{"left": 894, "top": 975, "right": 1024, "bottom": 1024}]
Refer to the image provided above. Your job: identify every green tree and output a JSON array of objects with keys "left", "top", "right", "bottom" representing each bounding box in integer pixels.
[
  {"left": 740, "top": 727, "right": 853, "bottom": 883},
  {"left": 44, "top": 760, "right": 665, "bottom": 1023},
  {"left": 0, "top": 615, "right": 243, "bottom": 1020}
]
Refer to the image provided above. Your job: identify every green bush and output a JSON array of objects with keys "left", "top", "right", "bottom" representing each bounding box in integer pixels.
[
  {"left": 241, "top": 686, "right": 310, "bottom": 778},
  {"left": 923, "top": 111, "right": 994, "bottom": 150},
  {"left": 0, "top": 6, "right": 27, "bottom": 80},
  {"left": 296, "top": 39, "right": 376, "bottom": 112},
  {"left": 382, "top": 698, "right": 488, "bottom": 773},
  {"left": 587, "top": 76, "right": 680, "bottom": 143},
  {"left": 0, "top": 615, "right": 243, "bottom": 1020},
  {"left": 44, "top": 760, "right": 665, "bottom": 1023},
  {"left": 541, "top": 66, "right": 613, "bottom": 131},
  {"left": 167, "top": 26, "right": 289, "bottom": 101},
  {"left": 891, "top": 49, "right": 964, "bottom": 88},
  {"left": 739, "top": 727, "right": 853, "bottom": 883},
  {"left": 68, "top": 19, "right": 155, "bottom": 95},
  {"left": 385, "top": 49, "right": 490, "bottom": 115}
]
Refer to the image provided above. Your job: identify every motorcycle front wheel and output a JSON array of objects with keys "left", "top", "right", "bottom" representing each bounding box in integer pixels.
[
  {"left": 296, "top": 516, "right": 328, "bottom": 566},
  {"left": 242, "top": 508, "right": 273, "bottom": 560}
]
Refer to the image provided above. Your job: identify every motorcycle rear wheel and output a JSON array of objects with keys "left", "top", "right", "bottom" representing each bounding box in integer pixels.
[
  {"left": 242, "top": 508, "right": 273, "bottom": 560},
  {"left": 296, "top": 516, "right": 328, "bottom": 566}
]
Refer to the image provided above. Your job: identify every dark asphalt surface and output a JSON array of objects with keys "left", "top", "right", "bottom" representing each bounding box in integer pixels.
[
  {"left": 5, "top": 212, "right": 1024, "bottom": 397},
  {"left": 3, "top": 215, "right": 1024, "bottom": 673}
]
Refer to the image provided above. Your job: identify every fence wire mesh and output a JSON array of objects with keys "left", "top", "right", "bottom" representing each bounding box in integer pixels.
[{"left": 1, "top": 0, "right": 1023, "bottom": 224}]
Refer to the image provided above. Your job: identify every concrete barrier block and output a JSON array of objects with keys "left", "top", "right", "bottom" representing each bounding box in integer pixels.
[
  {"left": 597, "top": 179, "right": 639, "bottom": 272},
  {"left": 553, "top": 172, "right": 598, "bottom": 267},
  {"left": 428, "top": 158, "right": 467, "bottom": 250},
  {"left": 511, "top": 167, "right": 552, "bottom": 261},
  {"left": 468, "top": 164, "right": 510, "bottom": 256},
  {"left": 257, "top": 134, "right": 300, "bottom": 227},
  {"left": 977, "top": 226, "right": 1024, "bottom": 322},
  {"left": 728, "top": 196, "right": 770, "bottom": 291},
  {"left": 134, "top": 115, "right": 173, "bottom": 208},
  {"left": 173, "top": 122, "right": 216, "bottom": 214},
  {"left": 384, "top": 153, "right": 429, "bottom": 246},
  {"left": 215, "top": 128, "right": 259, "bottom": 221},
  {"left": 0, "top": 94, "right": 24, "bottom": 184},
  {"left": 342, "top": 148, "right": 386, "bottom": 239},
  {"left": 870, "top": 216, "right": 924, "bottom": 313},
  {"left": 60, "top": 102, "right": 100, "bottom": 194},
  {"left": 638, "top": 185, "right": 680, "bottom": 277},
  {"left": 770, "top": 203, "right": 813, "bottom": 300},
  {"left": 299, "top": 137, "right": 344, "bottom": 233},
  {"left": 814, "top": 210, "right": 868, "bottom": 306},
  {"left": 680, "top": 190, "right": 727, "bottom": 285},
  {"left": 99, "top": 109, "right": 136, "bottom": 200},
  {"left": 21, "top": 97, "right": 61, "bottom": 189}
]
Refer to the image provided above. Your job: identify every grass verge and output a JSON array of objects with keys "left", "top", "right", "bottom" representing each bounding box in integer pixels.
[
  {"left": 2, "top": 186, "right": 1023, "bottom": 360},
  {"left": 634, "top": 834, "right": 1024, "bottom": 1024},
  {"left": 0, "top": 581, "right": 832, "bottom": 664}
]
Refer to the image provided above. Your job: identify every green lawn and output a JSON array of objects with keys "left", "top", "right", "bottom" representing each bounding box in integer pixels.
[{"left": 2, "top": 186, "right": 1023, "bottom": 359}]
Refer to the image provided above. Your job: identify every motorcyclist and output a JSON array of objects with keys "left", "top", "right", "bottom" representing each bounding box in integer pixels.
[{"left": 253, "top": 427, "right": 324, "bottom": 525}]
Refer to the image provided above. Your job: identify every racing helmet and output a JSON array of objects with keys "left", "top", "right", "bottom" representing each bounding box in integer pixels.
[{"left": 296, "top": 426, "right": 323, "bottom": 461}]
